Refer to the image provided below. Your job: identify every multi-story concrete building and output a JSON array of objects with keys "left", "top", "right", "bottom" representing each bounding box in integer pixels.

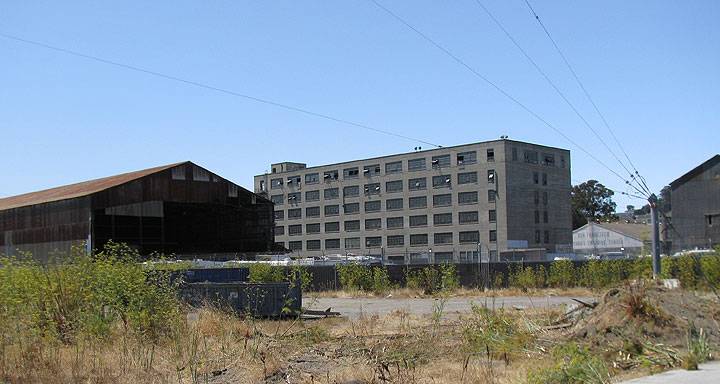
[{"left": 254, "top": 139, "right": 572, "bottom": 263}]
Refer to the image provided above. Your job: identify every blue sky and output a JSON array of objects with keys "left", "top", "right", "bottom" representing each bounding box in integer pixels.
[{"left": 1, "top": 1, "right": 718, "bottom": 209}]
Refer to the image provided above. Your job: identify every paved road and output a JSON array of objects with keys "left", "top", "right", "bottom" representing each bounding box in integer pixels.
[
  {"left": 303, "top": 295, "right": 593, "bottom": 319},
  {"left": 619, "top": 361, "right": 720, "bottom": 383}
]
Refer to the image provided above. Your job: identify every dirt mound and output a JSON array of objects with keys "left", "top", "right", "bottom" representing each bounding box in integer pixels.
[{"left": 571, "top": 281, "right": 720, "bottom": 351}]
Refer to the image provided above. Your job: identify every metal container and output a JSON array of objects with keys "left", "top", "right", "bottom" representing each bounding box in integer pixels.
[{"left": 180, "top": 280, "right": 301, "bottom": 317}]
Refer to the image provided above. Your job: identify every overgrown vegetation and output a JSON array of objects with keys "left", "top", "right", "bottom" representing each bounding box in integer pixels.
[
  {"left": 528, "top": 343, "right": 610, "bottom": 384},
  {"left": 337, "top": 264, "right": 395, "bottom": 294}
]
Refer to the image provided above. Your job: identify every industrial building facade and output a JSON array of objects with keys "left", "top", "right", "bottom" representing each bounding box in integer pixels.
[
  {"left": 670, "top": 154, "right": 720, "bottom": 252},
  {"left": 254, "top": 139, "right": 572, "bottom": 262},
  {"left": 0, "top": 162, "right": 274, "bottom": 260}
]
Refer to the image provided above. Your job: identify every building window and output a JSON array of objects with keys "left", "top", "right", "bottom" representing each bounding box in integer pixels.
[
  {"left": 409, "top": 215, "right": 428, "bottom": 227},
  {"left": 543, "top": 191, "right": 548, "bottom": 206},
  {"left": 365, "top": 200, "right": 381, "bottom": 212},
  {"left": 410, "top": 234, "right": 428, "bottom": 246},
  {"left": 434, "top": 232, "right": 453, "bottom": 245},
  {"left": 274, "top": 210, "right": 284, "bottom": 221},
  {"left": 544, "top": 230, "right": 550, "bottom": 243},
  {"left": 488, "top": 190, "right": 496, "bottom": 203},
  {"left": 387, "top": 216, "right": 404, "bottom": 229},
  {"left": 386, "top": 198, "right": 404, "bottom": 211},
  {"left": 408, "top": 158, "right": 426, "bottom": 171},
  {"left": 386, "top": 180, "right": 404, "bottom": 193},
  {"left": 363, "top": 164, "right": 381, "bottom": 176},
  {"left": 542, "top": 173, "right": 548, "bottom": 186},
  {"left": 489, "top": 209, "right": 496, "bottom": 223},
  {"left": 387, "top": 235, "right": 405, "bottom": 247},
  {"left": 287, "top": 192, "right": 301, "bottom": 203},
  {"left": 535, "top": 230, "right": 541, "bottom": 243},
  {"left": 364, "top": 183, "right": 381, "bottom": 195},
  {"left": 524, "top": 150, "right": 539, "bottom": 164},
  {"left": 542, "top": 153, "right": 555, "bottom": 167},
  {"left": 365, "top": 236, "right": 382, "bottom": 247},
  {"left": 193, "top": 166, "right": 210, "bottom": 181},
  {"left": 275, "top": 241, "right": 285, "bottom": 249},
  {"left": 433, "top": 213, "right": 453, "bottom": 226},
  {"left": 286, "top": 175, "right": 301, "bottom": 186},
  {"left": 288, "top": 208, "right": 302, "bottom": 220},
  {"left": 457, "top": 151, "right": 476, "bottom": 165},
  {"left": 487, "top": 148, "right": 495, "bottom": 162},
  {"left": 325, "top": 222, "right": 340, "bottom": 233},
  {"left": 306, "top": 206, "right": 320, "bottom": 217},
  {"left": 408, "top": 177, "right": 427, "bottom": 190},
  {"left": 343, "top": 185, "right": 360, "bottom": 197},
  {"left": 288, "top": 224, "right": 302, "bottom": 236},
  {"left": 512, "top": 147, "right": 518, "bottom": 161},
  {"left": 325, "top": 239, "right": 340, "bottom": 249},
  {"left": 432, "top": 154, "right": 451, "bottom": 168},
  {"left": 533, "top": 172, "right": 539, "bottom": 184},
  {"left": 172, "top": 166, "right": 186, "bottom": 180},
  {"left": 458, "top": 171, "right": 477, "bottom": 184},
  {"left": 543, "top": 211, "right": 549, "bottom": 223},
  {"left": 385, "top": 161, "right": 403, "bottom": 174},
  {"left": 323, "top": 170, "right": 339, "bottom": 181},
  {"left": 489, "top": 230, "right": 497, "bottom": 242},
  {"left": 534, "top": 190, "right": 539, "bottom": 205},
  {"left": 274, "top": 226, "right": 285, "bottom": 235},
  {"left": 344, "top": 220, "right": 360, "bottom": 232},
  {"left": 271, "top": 194, "right": 284, "bottom": 205},
  {"left": 307, "top": 240, "right": 321, "bottom": 250},
  {"left": 324, "top": 205, "right": 339, "bottom": 216},
  {"left": 432, "top": 175, "right": 452, "bottom": 188},
  {"left": 459, "top": 231, "right": 479, "bottom": 244},
  {"left": 305, "top": 173, "right": 319, "bottom": 184},
  {"left": 344, "top": 167, "right": 359, "bottom": 179},
  {"left": 306, "top": 190, "right": 320, "bottom": 202},
  {"left": 345, "top": 237, "right": 360, "bottom": 249},
  {"left": 487, "top": 170, "right": 495, "bottom": 184},
  {"left": 435, "top": 252, "right": 454, "bottom": 263},
  {"left": 409, "top": 196, "right": 427, "bottom": 209},
  {"left": 289, "top": 241, "right": 302, "bottom": 251},
  {"left": 459, "top": 211, "right": 479, "bottom": 224},
  {"left": 306, "top": 223, "right": 321, "bottom": 234},
  {"left": 560, "top": 155, "right": 566, "bottom": 168},
  {"left": 433, "top": 194, "right": 452, "bottom": 207},
  {"left": 344, "top": 202, "right": 360, "bottom": 214},
  {"left": 458, "top": 191, "right": 478, "bottom": 205},
  {"left": 324, "top": 188, "right": 339, "bottom": 200},
  {"left": 365, "top": 218, "right": 382, "bottom": 230},
  {"left": 534, "top": 210, "right": 540, "bottom": 224},
  {"left": 709, "top": 215, "right": 714, "bottom": 226}
]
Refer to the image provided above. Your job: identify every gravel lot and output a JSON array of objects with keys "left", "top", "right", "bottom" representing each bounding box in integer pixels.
[{"left": 303, "top": 295, "right": 594, "bottom": 319}]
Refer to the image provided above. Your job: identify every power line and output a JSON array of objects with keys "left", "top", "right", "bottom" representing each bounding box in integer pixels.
[
  {"left": 522, "top": 0, "right": 651, "bottom": 197},
  {"left": 369, "top": 0, "right": 646, "bottom": 196},
  {"left": 471, "top": 0, "right": 647, "bottom": 196},
  {"left": 0, "top": 32, "right": 442, "bottom": 148}
]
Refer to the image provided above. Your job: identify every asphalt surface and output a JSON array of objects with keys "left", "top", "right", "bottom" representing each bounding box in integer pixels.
[
  {"left": 618, "top": 361, "right": 720, "bottom": 383},
  {"left": 303, "top": 295, "right": 593, "bottom": 319}
]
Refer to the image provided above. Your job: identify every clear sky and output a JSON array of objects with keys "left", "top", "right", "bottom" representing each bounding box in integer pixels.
[{"left": 1, "top": 1, "right": 718, "bottom": 209}]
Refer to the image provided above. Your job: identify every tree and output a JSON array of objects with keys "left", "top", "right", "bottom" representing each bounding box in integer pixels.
[
  {"left": 571, "top": 180, "right": 617, "bottom": 229},
  {"left": 633, "top": 185, "right": 670, "bottom": 216}
]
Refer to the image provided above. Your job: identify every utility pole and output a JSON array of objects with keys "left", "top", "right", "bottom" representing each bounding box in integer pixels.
[{"left": 649, "top": 194, "right": 661, "bottom": 278}]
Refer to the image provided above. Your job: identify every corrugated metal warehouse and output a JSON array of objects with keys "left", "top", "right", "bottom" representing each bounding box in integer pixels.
[{"left": 0, "top": 162, "right": 274, "bottom": 260}]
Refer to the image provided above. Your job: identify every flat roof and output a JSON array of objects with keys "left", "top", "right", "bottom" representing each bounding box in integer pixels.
[{"left": 256, "top": 138, "right": 570, "bottom": 176}]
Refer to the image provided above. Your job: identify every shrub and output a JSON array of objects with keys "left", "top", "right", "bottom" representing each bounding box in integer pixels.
[
  {"left": 371, "top": 267, "right": 393, "bottom": 294},
  {"left": 700, "top": 254, "right": 720, "bottom": 289},
  {"left": 462, "top": 305, "right": 532, "bottom": 361},
  {"left": 0, "top": 242, "right": 181, "bottom": 344},
  {"left": 337, "top": 263, "right": 372, "bottom": 291},
  {"left": 405, "top": 265, "right": 458, "bottom": 295},
  {"left": 290, "top": 265, "right": 314, "bottom": 292},
  {"left": 548, "top": 260, "right": 576, "bottom": 288},
  {"left": 676, "top": 255, "right": 699, "bottom": 289},
  {"left": 439, "top": 263, "right": 460, "bottom": 292},
  {"left": 527, "top": 343, "right": 610, "bottom": 384},
  {"left": 248, "top": 263, "right": 285, "bottom": 283},
  {"left": 509, "top": 265, "right": 543, "bottom": 291}
]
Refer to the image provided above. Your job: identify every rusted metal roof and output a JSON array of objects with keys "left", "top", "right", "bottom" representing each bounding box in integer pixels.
[{"left": 0, "top": 162, "right": 188, "bottom": 211}]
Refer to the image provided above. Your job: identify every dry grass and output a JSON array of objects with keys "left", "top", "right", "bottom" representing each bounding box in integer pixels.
[{"left": 311, "top": 286, "right": 594, "bottom": 299}]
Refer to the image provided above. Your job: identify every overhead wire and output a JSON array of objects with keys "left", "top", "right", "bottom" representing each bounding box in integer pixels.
[
  {"left": 521, "top": 0, "right": 653, "bottom": 198},
  {"left": 368, "top": 0, "right": 648, "bottom": 198},
  {"left": 0, "top": 32, "right": 443, "bottom": 148},
  {"left": 471, "top": 0, "right": 648, "bottom": 197}
]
